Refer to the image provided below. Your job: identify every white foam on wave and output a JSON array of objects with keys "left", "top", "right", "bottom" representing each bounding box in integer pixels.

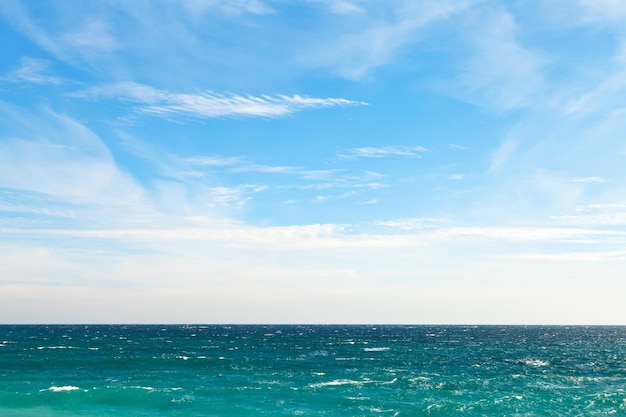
[
  {"left": 128, "top": 385, "right": 155, "bottom": 391},
  {"left": 370, "top": 406, "right": 399, "bottom": 415},
  {"left": 523, "top": 359, "right": 549, "bottom": 367},
  {"left": 309, "top": 379, "right": 364, "bottom": 388},
  {"left": 309, "top": 377, "right": 397, "bottom": 389},
  {"left": 42, "top": 386, "right": 81, "bottom": 392},
  {"left": 37, "top": 346, "right": 78, "bottom": 350},
  {"left": 363, "top": 347, "right": 390, "bottom": 352},
  {"left": 171, "top": 394, "right": 194, "bottom": 403}
]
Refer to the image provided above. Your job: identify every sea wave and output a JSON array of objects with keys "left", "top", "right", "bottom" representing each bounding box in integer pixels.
[
  {"left": 309, "top": 378, "right": 397, "bottom": 389},
  {"left": 308, "top": 379, "right": 365, "bottom": 388},
  {"left": 41, "top": 385, "right": 82, "bottom": 392},
  {"left": 36, "top": 345, "right": 79, "bottom": 350},
  {"left": 128, "top": 386, "right": 155, "bottom": 391},
  {"left": 523, "top": 359, "right": 549, "bottom": 367}
]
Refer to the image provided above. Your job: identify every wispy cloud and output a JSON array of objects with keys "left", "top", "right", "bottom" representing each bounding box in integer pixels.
[
  {"left": 0, "top": 3, "right": 119, "bottom": 64},
  {"left": 308, "top": 0, "right": 366, "bottom": 15},
  {"left": 5, "top": 222, "right": 624, "bottom": 250},
  {"left": 447, "top": 143, "right": 468, "bottom": 150},
  {"left": 300, "top": 0, "right": 472, "bottom": 80},
  {"left": 183, "top": 154, "right": 341, "bottom": 179},
  {"left": 496, "top": 250, "right": 626, "bottom": 262},
  {"left": 181, "top": 0, "right": 274, "bottom": 16},
  {"left": 430, "top": 226, "right": 626, "bottom": 243},
  {"left": 338, "top": 145, "right": 427, "bottom": 159},
  {"left": 562, "top": 41, "right": 626, "bottom": 117},
  {"left": 457, "top": 10, "right": 546, "bottom": 111},
  {"left": 177, "top": 153, "right": 382, "bottom": 207},
  {"left": 60, "top": 19, "right": 119, "bottom": 54},
  {"left": 360, "top": 198, "right": 378, "bottom": 205},
  {"left": 488, "top": 136, "right": 517, "bottom": 173},
  {"left": 297, "top": 171, "right": 387, "bottom": 191},
  {"left": 367, "top": 220, "right": 626, "bottom": 244},
  {"left": 73, "top": 82, "right": 367, "bottom": 119},
  {"left": 552, "top": 204, "right": 626, "bottom": 226},
  {"left": 578, "top": 0, "right": 626, "bottom": 24},
  {"left": 184, "top": 155, "right": 246, "bottom": 167},
  {"left": 0, "top": 105, "right": 144, "bottom": 207},
  {"left": 573, "top": 176, "right": 610, "bottom": 183},
  {"left": 2, "top": 57, "right": 62, "bottom": 85},
  {"left": 206, "top": 185, "right": 267, "bottom": 209},
  {"left": 373, "top": 217, "right": 442, "bottom": 231}
]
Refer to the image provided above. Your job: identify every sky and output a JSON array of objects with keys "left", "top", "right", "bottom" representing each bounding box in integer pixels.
[{"left": 1, "top": 0, "right": 626, "bottom": 324}]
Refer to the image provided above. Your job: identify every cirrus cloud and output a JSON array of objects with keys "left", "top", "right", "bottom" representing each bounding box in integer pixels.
[
  {"left": 72, "top": 82, "right": 368, "bottom": 120},
  {"left": 338, "top": 145, "right": 428, "bottom": 159}
]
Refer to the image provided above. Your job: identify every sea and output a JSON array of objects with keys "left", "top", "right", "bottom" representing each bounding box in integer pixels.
[{"left": 1, "top": 325, "right": 625, "bottom": 416}]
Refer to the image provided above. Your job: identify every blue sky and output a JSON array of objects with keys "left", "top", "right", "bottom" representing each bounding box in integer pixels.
[{"left": 1, "top": 0, "right": 626, "bottom": 324}]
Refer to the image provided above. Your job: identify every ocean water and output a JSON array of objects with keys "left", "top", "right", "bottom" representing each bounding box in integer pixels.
[{"left": 1, "top": 325, "right": 625, "bottom": 416}]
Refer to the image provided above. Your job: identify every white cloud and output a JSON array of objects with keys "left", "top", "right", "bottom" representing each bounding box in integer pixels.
[
  {"left": 552, "top": 204, "right": 626, "bottom": 226},
  {"left": 309, "top": 0, "right": 365, "bottom": 15},
  {"left": 206, "top": 184, "right": 267, "bottom": 209},
  {"left": 562, "top": 41, "right": 626, "bottom": 116},
  {"left": 6, "top": 220, "right": 624, "bottom": 251},
  {"left": 578, "top": 0, "right": 626, "bottom": 24},
  {"left": 184, "top": 155, "right": 246, "bottom": 167},
  {"left": 430, "top": 226, "right": 625, "bottom": 243},
  {"left": 0, "top": 223, "right": 337, "bottom": 248},
  {"left": 60, "top": 19, "right": 119, "bottom": 54},
  {"left": 0, "top": 105, "right": 144, "bottom": 207},
  {"left": 144, "top": 93, "right": 366, "bottom": 119},
  {"left": 231, "top": 164, "right": 299, "bottom": 175},
  {"left": 295, "top": 170, "right": 387, "bottom": 192},
  {"left": 375, "top": 217, "right": 626, "bottom": 242},
  {"left": 488, "top": 136, "right": 517, "bottom": 173},
  {"left": 299, "top": 0, "right": 472, "bottom": 80},
  {"left": 3, "top": 212, "right": 626, "bottom": 324},
  {"left": 0, "top": 3, "right": 118, "bottom": 64},
  {"left": 181, "top": 0, "right": 274, "bottom": 16},
  {"left": 496, "top": 250, "right": 626, "bottom": 262},
  {"left": 573, "top": 176, "right": 610, "bottom": 183},
  {"left": 339, "top": 145, "right": 427, "bottom": 158},
  {"left": 182, "top": 154, "right": 342, "bottom": 179},
  {"left": 73, "top": 82, "right": 367, "bottom": 119},
  {"left": 373, "top": 217, "right": 442, "bottom": 231},
  {"left": 311, "top": 195, "right": 331, "bottom": 204},
  {"left": 0, "top": 197, "right": 77, "bottom": 220},
  {"left": 2, "top": 57, "right": 61, "bottom": 85},
  {"left": 458, "top": 10, "right": 546, "bottom": 111},
  {"left": 360, "top": 198, "right": 377, "bottom": 205}
]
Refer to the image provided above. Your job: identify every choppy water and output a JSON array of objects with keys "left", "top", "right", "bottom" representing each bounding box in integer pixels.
[{"left": 1, "top": 325, "right": 626, "bottom": 416}]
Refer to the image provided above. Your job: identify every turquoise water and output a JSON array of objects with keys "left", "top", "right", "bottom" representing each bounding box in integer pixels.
[{"left": 1, "top": 325, "right": 626, "bottom": 416}]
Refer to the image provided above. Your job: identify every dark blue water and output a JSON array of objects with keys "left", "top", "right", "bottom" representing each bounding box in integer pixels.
[{"left": 1, "top": 325, "right": 625, "bottom": 416}]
